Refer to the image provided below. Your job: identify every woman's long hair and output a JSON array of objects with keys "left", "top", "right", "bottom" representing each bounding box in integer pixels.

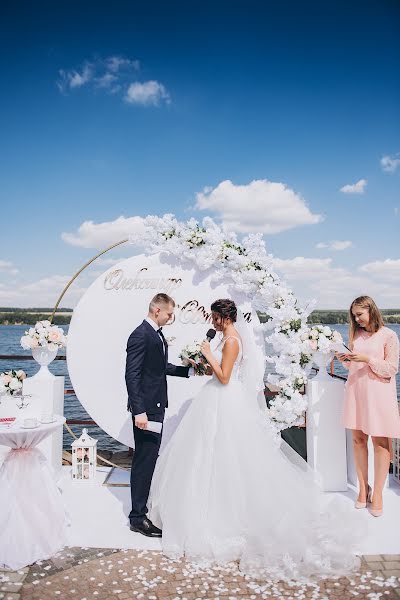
[{"left": 349, "top": 295, "right": 385, "bottom": 347}]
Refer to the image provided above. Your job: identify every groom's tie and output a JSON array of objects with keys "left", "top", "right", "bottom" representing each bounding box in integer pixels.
[{"left": 157, "top": 327, "right": 168, "bottom": 356}]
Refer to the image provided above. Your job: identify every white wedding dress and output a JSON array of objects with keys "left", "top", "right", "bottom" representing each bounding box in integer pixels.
[{"left": 148, "top": 333, "right": 363, "bottom": 582}]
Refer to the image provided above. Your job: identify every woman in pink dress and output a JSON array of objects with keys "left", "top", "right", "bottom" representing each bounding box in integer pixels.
[{"left": 338, "top": 296, "right": 400, "bottom": 517}]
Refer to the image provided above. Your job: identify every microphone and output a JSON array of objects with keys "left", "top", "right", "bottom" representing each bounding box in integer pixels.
[{"left": 206, "top": 328, "right": 216, "bottom": 342}]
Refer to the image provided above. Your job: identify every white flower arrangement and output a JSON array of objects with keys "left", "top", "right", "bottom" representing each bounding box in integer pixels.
[
  {"left": 279, "top": 318, "right": 302, "bottom": 335},
  {"left": 179, "top": 341, "right": 209, "bottom": 375},
  {"left": 300, "top": 325, "right": 342, "bottom": 354},
  {"left": 0, "top": 369, "right": 26, "bottom": 396},
  {"left": 20, "top": 320, "right": 67, "bottom": 351},
  {"left": 292, "top": 374, "right": 308, "bottom": 390},
  {"left": 185, "top": 225, "right": 207, "bottom": 249},
  {"left": 128, "top": 213, "right": 323, "bottom": 431}
]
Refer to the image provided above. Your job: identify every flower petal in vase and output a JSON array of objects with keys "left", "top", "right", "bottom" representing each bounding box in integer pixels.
[{"left": 31, "top": 346, "right": 58, "bottom": 380}]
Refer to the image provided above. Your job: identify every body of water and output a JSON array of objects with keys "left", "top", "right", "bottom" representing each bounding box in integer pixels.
[
  {"left": 0, "top": 325, "right": 126, "bottom": 453},
  {"left": 1, "top": 323, "right": 399, "bottom": 452}
]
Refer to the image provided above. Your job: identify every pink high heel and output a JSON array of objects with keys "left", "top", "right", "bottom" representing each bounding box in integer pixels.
[
  {"left": 369, "top": 508, "right": 383, "bottom": 517},
  {"left": 369, "top": 491, "right": 383, "bottom": 517},
  {"left": 355, "top": 485, "right": 372, "bottom": 509}
]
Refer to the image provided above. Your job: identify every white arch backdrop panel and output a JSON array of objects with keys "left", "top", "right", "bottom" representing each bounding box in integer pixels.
[{"left": 67, "top": 252, "right": 261, "bottom": 448}]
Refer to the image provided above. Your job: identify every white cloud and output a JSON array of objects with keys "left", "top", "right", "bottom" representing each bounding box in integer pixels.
[
  {"left": 105, "top": 56, "right": 140, "bottom": 73},
  {"left": 0, "top": 259, "right": 19, "bottom": 275},
  {"left": 56, "top": 55, "right": 169, "bottom": 107},
  {"left": 380, "top": 154, "right": 400, "bottom": 173},
  {"left": 95, "top": 257, "right": 126, "bottom": 266},
  {"left": 195, "top": 179, "right": 322, "bottom": 234},
  {"left": 272, "top": 256, "right": 400, "bottom": 308},
  {"left": 0, "top": 275, "right": 87, "bottom": 308},
  {"left": 24, "top": 275, "right": 78, "bottom": 293},
  {"left": 0, "top": 288, "right": 24, "bottom": 303},
  {"left": 316, "top": 240, "right": 353, "bottom": 251},
  {"left": 124, "top": 81, "right": 170, "bottom": 106},
  {"left": 340, "top": 179, "right": 367, "bottom": 194},
  {"left": 61, "top": 216, "right": 146, "bottom": 248},
  {"left": 273, "top": 257, "right": 343, "bottom": 281},
  {"left": 95, "top": 72, "right": 118, "bottom": 89},
  {"left": 359, "top": 258, "right": 400, "bottom": 281},
  {"left": 57, "top": 56, "right": 140, "bottom": 92},
  {"left": 57, "top": 62, "right": 93, "bottom": 92}
]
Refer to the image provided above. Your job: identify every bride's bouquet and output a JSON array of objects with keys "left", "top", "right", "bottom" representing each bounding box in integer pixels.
[
  {"left": 20, "top": 320, "right": 67, "bottom": 350},
  {"left": 0, "top": 369, "right": 27, "bottom": 396},
  {"left": 301, "top": 325, "right": 342, "bottom": 354},
  {"left": 179, "top": 341, "right": 209, "bottom": 375}
]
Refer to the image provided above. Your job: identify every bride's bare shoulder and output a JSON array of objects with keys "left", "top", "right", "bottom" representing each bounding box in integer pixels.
[{"left": 222, "top": 336, "right": 240, "bottom": 353}]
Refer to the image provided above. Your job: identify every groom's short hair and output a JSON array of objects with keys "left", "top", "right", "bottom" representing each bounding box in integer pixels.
[{"left": 149, "top": 293, "right": 175, "bottom": 312}]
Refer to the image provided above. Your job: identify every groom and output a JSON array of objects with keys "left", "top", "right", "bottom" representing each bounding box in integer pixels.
[{"left": 125, "top": 292, "right": 193, "bottom": 537}]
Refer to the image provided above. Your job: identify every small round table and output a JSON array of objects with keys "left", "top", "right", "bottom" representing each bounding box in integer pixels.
[{"left": 0, "top": 415, "right": 68, "bottom": 570}]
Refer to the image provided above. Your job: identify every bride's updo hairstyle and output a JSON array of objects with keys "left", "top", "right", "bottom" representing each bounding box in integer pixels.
[{"left": 210, "top": 299, "right": 237, "bottom": 323}]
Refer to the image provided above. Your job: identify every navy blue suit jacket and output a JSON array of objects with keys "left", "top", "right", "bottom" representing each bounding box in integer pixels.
[{"left": 125, "top": 319, "right": 189, "bottom": 418}]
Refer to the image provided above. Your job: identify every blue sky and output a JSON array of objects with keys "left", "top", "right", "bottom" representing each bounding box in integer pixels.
[{"left": 0, "top": 0, "right": 399, "bottom": 308}]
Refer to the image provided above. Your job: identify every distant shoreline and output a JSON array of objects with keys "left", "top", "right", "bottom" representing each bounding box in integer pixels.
[
  {"left": 1, "top": 308, "right": 400, "bottom": 326},
  {"left": 0, "top": 308, "right": 73, "bottom": 326}
]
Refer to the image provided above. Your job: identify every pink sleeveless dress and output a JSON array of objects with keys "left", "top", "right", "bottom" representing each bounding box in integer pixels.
[{"left": 342, "top": 326, "right": 400, "bottom": 437}]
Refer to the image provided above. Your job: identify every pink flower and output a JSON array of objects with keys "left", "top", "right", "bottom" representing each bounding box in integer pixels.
[
  {"left": 310, "top": 340, "right": 318, "bottom": 351},
  {"left": 2, "top": 375, "right": 11, "bottom": 384},
  {"left": 49, "top": 330, "right": 61, "bottom": 343}
]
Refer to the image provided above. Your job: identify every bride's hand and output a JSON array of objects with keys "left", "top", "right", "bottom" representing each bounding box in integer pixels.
[{"left": 200, "top": 340, "right": 211, "bottom": 360}]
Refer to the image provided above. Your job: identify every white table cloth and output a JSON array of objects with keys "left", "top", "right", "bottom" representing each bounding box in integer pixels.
[{"left": 0, "top": 415, "right": 68, "bottom": 570}]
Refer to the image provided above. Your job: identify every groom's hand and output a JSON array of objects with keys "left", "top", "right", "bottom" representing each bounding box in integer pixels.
[
  {"left": 135, "top": 413, "right": 148, "bottom": 430},
  {"left": 188, "top": 358, "right": 212, "bottom": 376}
]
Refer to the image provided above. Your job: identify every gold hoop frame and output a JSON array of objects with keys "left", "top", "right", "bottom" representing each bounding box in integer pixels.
[{"left": 49, "top": 238, "right": 128, "bottom": 323}]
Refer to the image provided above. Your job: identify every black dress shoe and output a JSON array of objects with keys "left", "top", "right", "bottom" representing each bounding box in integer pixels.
[{"left": 130, "top": 517, "right": 162, "bottom": 537}]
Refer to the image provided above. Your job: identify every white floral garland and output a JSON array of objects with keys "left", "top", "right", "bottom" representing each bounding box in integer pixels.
[{"left": 130, "top": 214, "right": 325, "bottom": 431}]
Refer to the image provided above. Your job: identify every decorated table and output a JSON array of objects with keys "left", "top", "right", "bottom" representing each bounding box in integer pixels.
[{"left": 0, "top": 415, "right": 68, "bottom": 570}]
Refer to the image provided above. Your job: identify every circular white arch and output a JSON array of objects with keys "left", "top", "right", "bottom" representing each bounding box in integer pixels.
[{"left": 67, "top": 252, "right": 262, "bottom": 448}]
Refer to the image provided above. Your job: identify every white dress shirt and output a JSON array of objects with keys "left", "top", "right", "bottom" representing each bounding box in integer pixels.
[{"left": 145, "top": 317, "right": 165, "bottom": 351}]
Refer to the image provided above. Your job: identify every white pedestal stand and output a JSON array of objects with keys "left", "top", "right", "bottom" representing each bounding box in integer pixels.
[
  {"left": 306, "top": 376, "right": 348, "bottom": 491},
  {"left": 23, "top": 375, "right": 64, "bottom": 478}
]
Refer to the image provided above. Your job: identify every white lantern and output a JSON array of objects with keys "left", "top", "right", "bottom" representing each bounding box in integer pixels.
[{"left": 71, "top": 428, "right": 97, "bottom": 482}]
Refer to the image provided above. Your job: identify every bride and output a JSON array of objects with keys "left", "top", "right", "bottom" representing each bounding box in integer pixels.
[{"left": 148, "top": 298, "right": 363, "bottom": 581}]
